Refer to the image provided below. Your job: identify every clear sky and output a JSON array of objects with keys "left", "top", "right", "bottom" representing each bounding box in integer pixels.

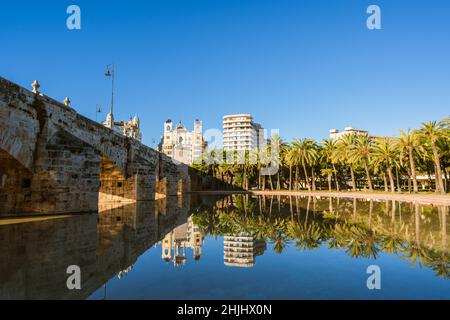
[{"left": 1, "top": 0, "right": 449, "bottom": 147}]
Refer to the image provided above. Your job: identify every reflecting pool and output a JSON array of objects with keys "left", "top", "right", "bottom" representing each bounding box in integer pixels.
[{"left": 0, "top": 194, "right": 448, "bottom": 299}]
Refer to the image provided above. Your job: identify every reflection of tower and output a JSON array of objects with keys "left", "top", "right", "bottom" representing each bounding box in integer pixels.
[
  {"left": 161, "top": 216, "right": 205, "bottom": 266},
  {"left": 223, "top": 233, "right": 266, "bottom": 267}
]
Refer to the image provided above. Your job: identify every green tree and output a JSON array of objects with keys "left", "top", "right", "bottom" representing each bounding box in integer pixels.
[
  {"left": 292, "top": 138, "right": 318, "bottom": 191},
  {"left": 418, "top": 121, "right": 446, "bottom": 193},
  {"left": 372, "top": 137, "right": 398, "bottom": 193},
  {"left": 337, "top": 134, "right": 358, "bottom": 191},
  {"left": 321, "top": 138, "right": 340, "bottom": 191},
  {"left": 397, "top": 129, "right": 420, "bottom": 192},
  {"left": 348, "top": 135, "right": 374, "bottom": 191}
]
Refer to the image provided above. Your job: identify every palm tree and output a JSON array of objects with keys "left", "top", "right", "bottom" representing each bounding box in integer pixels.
[
  {"left": 322, "top": 138, "right": 340, "bottom": 191},
  {"left": 284, "top": 146, "right": 297, "bottom": 191},
  {"left": 337, "top": 134, "right": 358, "bottom": 191},
  {"left": 418, "top": 121, "right": 446, "bottom": 193},
  {"left": 397, "top": 129, "right": 420, "bottom": 192},
  {"left": 292, "top": 138, "right": 318, "bottom": 191},
  {"left": 372, "top": 137, "right": 398, "bottom": 193},
  {"left": 348, "top": 135, "right": 374, "bottom": 191}
]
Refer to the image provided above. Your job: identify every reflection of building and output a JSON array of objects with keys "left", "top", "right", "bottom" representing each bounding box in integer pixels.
[
  {"left": 329, "top": 127, "right": 368, "bottom": 140},
  {"left": 224, "top": 233, "right": 266, "bottom": 267},
  {"left": 103, "top": 112, "right": 142, "bottom": 142},
  {"left": 161, "top": 216, "right": 205, "bottom": 266},
  {"left": 117, "top": 265, "right": 133, "bottom": 280},
  {"left": 223, "top": 114, "right": 264, "bottom": 151},
  {"left": 160, "top": 119, "right": 205, "bottom": 165}
]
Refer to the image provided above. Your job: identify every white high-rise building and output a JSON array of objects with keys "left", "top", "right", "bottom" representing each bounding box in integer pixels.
[
  {"left": 160, "top": 119, "right": 205, "bottom": 165},
  {"left": 223, "top": 114, "right": 264, "bottom": 151}
]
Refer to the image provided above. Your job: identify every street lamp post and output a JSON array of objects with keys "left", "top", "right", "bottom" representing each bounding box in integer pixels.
[
  {"left": 105, "top": 64, "right": 115, "bottom": 116},
  {"left": 95, "top": 104, "right": 102, "bottom": 122}
]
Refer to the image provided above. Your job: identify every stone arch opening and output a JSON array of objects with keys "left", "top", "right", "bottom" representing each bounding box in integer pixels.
[
  {"left": 0, "top": 148, "right": 33, "bottom": 215},
  {"left": 99, "top": 156, "right": 136, "bottom": 203}
]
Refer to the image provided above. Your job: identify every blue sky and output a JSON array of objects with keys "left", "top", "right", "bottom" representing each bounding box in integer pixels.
[{"left": 1, "top": 0, "right": 449, "bottom": 147}]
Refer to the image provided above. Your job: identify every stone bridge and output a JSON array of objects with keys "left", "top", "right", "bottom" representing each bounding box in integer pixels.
[{"left": 0, "top": 76, "right": 199, "bottom": 216}]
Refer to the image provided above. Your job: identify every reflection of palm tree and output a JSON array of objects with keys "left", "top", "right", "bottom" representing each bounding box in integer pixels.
[
  {"left": 191, "top": 194, "right": 448, "bottom": 278},
  {"left": 379, "top": 234, "right": 405, "bottom": 255},
  {"left": 440, "top": 206, "right": 447, "bottom": 251},
  {"left": 268, "top": 218, "right": 288, "bottom": 254},
  {"left": 288, "top": 221, "right": 323, "bottom": 251},
  {"left": 426, "top": 251, "right": 449, "bottom": 279},
  {"left": 402, "top": 241, "right": 431, "bottom": 268}
]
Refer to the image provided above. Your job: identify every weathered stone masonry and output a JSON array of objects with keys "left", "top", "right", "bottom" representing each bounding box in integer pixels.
[{"left": 0, "top": 77, "right": 192, "bottom": 216}]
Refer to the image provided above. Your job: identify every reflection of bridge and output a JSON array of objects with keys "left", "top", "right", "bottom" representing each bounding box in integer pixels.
[
  {"left": 0, "top": 196, "right": 202, "bottom": 299},
  {"left": 0, "top": 77, "right": 203, "bottom": 216}
]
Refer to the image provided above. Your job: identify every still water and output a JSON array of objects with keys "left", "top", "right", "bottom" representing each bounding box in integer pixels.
[{"left": 0, "top": 194, "right": 448, "bottom": 299}]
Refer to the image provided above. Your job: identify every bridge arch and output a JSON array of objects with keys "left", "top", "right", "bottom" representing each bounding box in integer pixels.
[{"left": 0, "top": 149, "right": 33, "bottom": 215}]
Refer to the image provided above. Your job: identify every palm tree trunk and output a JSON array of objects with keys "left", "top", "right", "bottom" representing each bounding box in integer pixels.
[
  {"left": 406, "top": 166, "right": 412, "bottom": 193},
  {"left": 395, "top": 166, "right": 401, "bottom": 192},
  {"left": 289, "top": 165, "right": 293, "bottom": 191},
  {"left": 327, "top": 173, "right": 332, "bottom": 191},
  {"left": 276, "top": 171, "right": 281, "bottom": 191},
  {"left": 349, "top": 165, "right": 356, "bottom": 191},
  {"left": 388, "top": 166, "right": 395, "bottom": 193},
  {"left": 383, "top": 173, "right": 388, "bottom": 192},
  {"left": 302, "top": 159, "right": 311, "bottom": 191},
  {"left": 295, "top": 165, "right": 299, "bottom": 190},
  {"left": 269, "top": 174, "right": 274, "bottom": 190},
  {"left": 444, "top": 168, "right": 449, "bottom": 193},
  {"left": 332, "top": 163, "right": 340, "bottom": 191},
  {"left": 311, "top": 167, "right": 316, "bottom": 191},
  {"left": 364, "top": 160, "right": 373, "bottom": 191},
  {"left": 431, "top": 141, "right": 445, "bottom": 193},
  {"left": 408, "top": 147, "right": 418, "bottom": 192}
]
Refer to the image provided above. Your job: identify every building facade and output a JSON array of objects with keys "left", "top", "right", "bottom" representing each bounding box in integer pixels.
[
  {"left": 103, "top": 112, "right": 142, "bottom": 142},
  {"left": 223, "top": 114, "right": 264, "bottom": 151},
  {"left": 329, "top": 127, "right": 368, "bottom": 140},
  {"left": 160, "top": 119, "right": 205, "bottom": 165}
]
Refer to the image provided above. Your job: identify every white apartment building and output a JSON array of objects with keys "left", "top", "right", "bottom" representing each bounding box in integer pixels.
[
  {"left": 329, "top": 127, "right": 368, "bottom": 140},
  {"left": 223, "top": 114, "right": 264, "bottom": 151},
  {"left": 160, "top": 119, "right": 205, "bottom": 165}
]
